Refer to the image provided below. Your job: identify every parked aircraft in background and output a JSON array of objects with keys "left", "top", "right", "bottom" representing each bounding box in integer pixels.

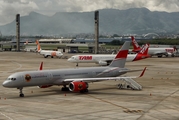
[
  {"left": 131, "top": 36, "right": 176, "bottom": 57},
  {"left": 2, "top": 41, "right": 146, "bottom": 97},
  {"left": 36, "top": 40, "right": 63, "bottom": 58},
  {"left": 68, "top": 43, "right": 150, "bottom": 66}
]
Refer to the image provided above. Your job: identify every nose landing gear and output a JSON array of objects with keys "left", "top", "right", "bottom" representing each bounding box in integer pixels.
[{"left": 17, "top": 87, "right": 24, "bottom": 97}]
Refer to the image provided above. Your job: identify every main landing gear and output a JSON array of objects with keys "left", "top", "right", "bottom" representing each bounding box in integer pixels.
[
  {"left": 80, "top": 89, "right": 88, "bottom": 93},
  {"left": 76, "top": 63, "right": 78, "bottom": 67},
  {"left": 17, "top": 87, "right": 24, "bottom": 97},
  {"left": 61, "top": 85, "right": 69, "bottom": 91}
]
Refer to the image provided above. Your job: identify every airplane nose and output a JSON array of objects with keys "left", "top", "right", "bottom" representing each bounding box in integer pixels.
[
  {"left": 2, "top": 81, "right": 7, "bottom": 87},
  {"left": 67, "top": 58, "right": 71, "bottom": 62},
  {"left": 2, "top": 81, "right": 11, "bottom": 88}
]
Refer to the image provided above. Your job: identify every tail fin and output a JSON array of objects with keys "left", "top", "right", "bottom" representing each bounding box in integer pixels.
[
  {"left": 138, "top": 43, "right": 149, "bottom": 55},
  {"left": 133, "top": 43, "right": 150, "bottom": 61},
  {"left": 36, "top": 40, "right": 41, "bottom": 52},
  {"left": 131, "top": 36, "right": 141, "bottom": 52},
  {"left": 173, "top": 46, "right": 177, "bottom": 52},
  {"left": 36, "top": 40, "right": 39, "bottom": 45},
  {"left": 24, "top": 40, "right": 28, "bottom": 45},
  {"left": 109, "top": 41, "right": 130, "bottom": 68}
]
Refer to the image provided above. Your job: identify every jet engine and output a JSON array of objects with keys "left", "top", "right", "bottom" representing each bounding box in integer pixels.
[
  {"left": 98, "top": 61, "right": 107, "bottom": 66},
  {"left": 38, "top": 85, "right": 53, "bottom": 88},
  {"left": 69, "top": 81, "right": 88, "bottom": 92}
]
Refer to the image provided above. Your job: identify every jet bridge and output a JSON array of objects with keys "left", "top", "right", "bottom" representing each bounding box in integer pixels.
[{"left": 118, "top": 78, "right": 142, "bottom": 90}]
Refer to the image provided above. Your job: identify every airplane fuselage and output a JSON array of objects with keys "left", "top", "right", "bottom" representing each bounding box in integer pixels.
[
  {"left": 40, "top": 50, "right": 63, "bottom": 58},
  {"left": 68, "top": 54, "right": 138, "bottom": 64},
  {"left": 3, "top": 67, "right": 128, "bottom": 88},
  {"left": 148, "top": 48, "right": 175, "bottom": 56}
]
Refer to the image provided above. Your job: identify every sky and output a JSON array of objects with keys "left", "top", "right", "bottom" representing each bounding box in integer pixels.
[{"left": 0, "top": 0, "right": 179, "bottom": 25}]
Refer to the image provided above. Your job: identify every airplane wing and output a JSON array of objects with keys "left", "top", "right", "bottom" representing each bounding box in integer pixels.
[{"left": 63, "top": 67, "right": 146, "bottom": 83}]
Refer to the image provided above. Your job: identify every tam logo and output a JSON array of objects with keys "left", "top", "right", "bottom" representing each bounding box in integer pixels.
[
  {"left": 139, "top": 44, "right": 148, "bottom": 54},
  {"left": 79, "top": 56, "right": 92, "bottom": 60},
  {"left": 51, "top": 52, "right": 56, "bottom": 56},
  {"left": 165, "top": 49, "right": 174, "bottom": 53}
]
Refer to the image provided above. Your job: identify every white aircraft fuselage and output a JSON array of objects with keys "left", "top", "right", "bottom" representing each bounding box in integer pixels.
[
  {"left": 68, "top": 54, "right": 138, "bottom": 64},
  {"left": 147, "top": 47, "right": 175, "bottom": 56},
  {"left": 39, "top": 50, "right": 63, "bottom": 58}
]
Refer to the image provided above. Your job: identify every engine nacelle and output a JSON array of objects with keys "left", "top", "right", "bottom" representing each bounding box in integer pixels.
[
  {"left": 38, "top": 85, "right": 53, "bottom": 88},
  {"left": 98, "top": 61, "right": 107, "bottom": 66},
  {"left": 69, "top": 81, "right": 88, "bottom": 92}
]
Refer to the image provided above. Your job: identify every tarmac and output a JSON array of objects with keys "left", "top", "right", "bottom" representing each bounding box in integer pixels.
[{"left": 0, "top": 51, "right": 179, "bottom": 120}]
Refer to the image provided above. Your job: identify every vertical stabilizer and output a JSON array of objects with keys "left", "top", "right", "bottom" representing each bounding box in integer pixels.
[
  {"left": 131, "top": 36, "right": 141, "bottom": 52},
  {"left": 138, "top": 43, "right": 149, "bottom": 55},
  {"left": 108, "top": 41, "right": 130, "bottom": 68},
  {"left": 133, "top": 43, "right": 150, "bottom": 61},
  {"left": 36, "top": 40, "right": 42, "bottom": 52}
]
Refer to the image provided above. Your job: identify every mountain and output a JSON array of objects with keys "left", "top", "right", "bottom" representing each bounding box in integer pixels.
[{"left": 0, "top": 8, "right": 179, "bottom": 35}]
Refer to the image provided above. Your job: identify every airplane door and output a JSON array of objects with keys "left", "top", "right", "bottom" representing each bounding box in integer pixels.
[
  {"left": 91, "top": 71, "right": 96, "bottom": 77},
  {"left": 48, "top": 72, "right": 53, "bottom": 81}
]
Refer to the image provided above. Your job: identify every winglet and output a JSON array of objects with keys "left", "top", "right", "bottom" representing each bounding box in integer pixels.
[
  {"left": 39, "top": 62, "right": 43, "bottom": 70},
  {"left": 139, "top": 67, "right": 147, "bottom": 77}
]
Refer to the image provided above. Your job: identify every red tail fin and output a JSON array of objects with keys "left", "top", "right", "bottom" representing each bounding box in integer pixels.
[
  {"left": 131, "top": 36, "right": 141, "bottom": 52},
  {"left": 133, "top": 44, "right": 150, "bottom": 61},
  {"left": 138, "top": 43, "right": 149, "bottom": 55}
]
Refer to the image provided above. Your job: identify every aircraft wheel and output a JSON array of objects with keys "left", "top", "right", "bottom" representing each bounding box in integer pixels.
[
  {"left": 76, "top": 63, "right": 78, "bottom": 67},
  {"left": 19, "top": 93, "right": 24, "bottom": 97},
  {"left": 84, "top": 89, "right": 88, "bottom": 92},
  {"left": 117, "top": 84, "right": 122, "bottom": 89},
  {"left": 61, "top": 87, "right": 69, "bottom": 91},
  {"left": 80, "top": 89, "right": 88, "bottom": 93}
]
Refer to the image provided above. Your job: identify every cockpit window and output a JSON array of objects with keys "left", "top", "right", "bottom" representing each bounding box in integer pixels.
[{"left": 8, "top": 78, "right": 16, "bottom": 81}]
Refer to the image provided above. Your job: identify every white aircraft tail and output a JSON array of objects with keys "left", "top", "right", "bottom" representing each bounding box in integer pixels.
[{"left": 109, "top": 41, "right": 130, "bottom": 68}]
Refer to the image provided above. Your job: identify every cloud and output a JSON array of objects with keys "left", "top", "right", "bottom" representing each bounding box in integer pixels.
[
  {"left": 0, "top": 0, "right": 179, "bottom": 25},
  {"left": 0, "top": 0, "right": 38, "bottom": 25}
]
